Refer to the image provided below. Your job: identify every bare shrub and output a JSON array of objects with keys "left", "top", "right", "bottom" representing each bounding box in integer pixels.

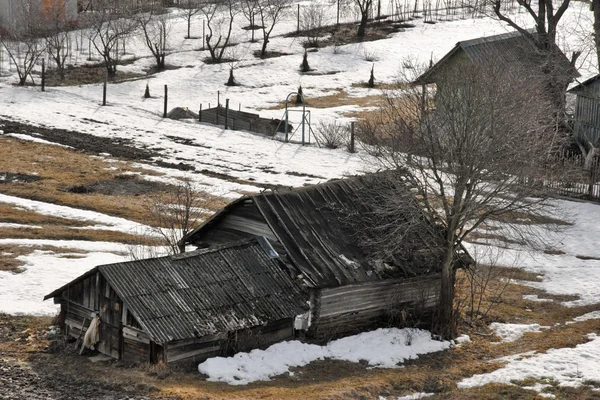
[
  {"left": 315, "top": 120, "right": 348, "bottom": 149},
  {"left": 300, "top": 4, "right": 329, "bottom": 48}
]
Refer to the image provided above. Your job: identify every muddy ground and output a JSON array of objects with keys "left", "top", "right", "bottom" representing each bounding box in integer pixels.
[
  {"left": 0, "top": 118, "right": 156, "bottom": 161},
  {"left": 0, "top": 314, "right": 179, "bottom": 400}
]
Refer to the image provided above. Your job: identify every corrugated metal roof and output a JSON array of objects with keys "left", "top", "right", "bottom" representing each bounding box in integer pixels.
[
  {"left": 46, "top": 238, "right": 308, "bottom": 344},
  {"left": 416, "top": 30, "right": 577, "bottom": 84},
  {"left": 183, "top": 172, "right": 452, "bottom": 288}
]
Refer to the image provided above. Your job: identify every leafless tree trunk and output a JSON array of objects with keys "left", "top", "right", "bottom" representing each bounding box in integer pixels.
[
  {"left": 178, "top": 0, "right": 202, "bottom": 39},
  {"left": 356, "top": 61, "right": 563, "bottom": 339},
  {"left": 355, "top": 0, "right": 373, "bottom": 37},
  {"left": 43, "top": 0, "right": 74, "bottom": 80},
  {"left": 136, "top": 6, "right": 171, "bottom": 71},
  {"left": 85, "top": 1, "right": 136, "bottom": 77},
  {"left": 256, "top": 0, "right": 290, "bottom": 58},
  {"left": 241, "top": 0, "right": 259, "bottom": 42},
  {"left": 201, "top": 0, "right": 238, "bottom": 62},
  {"left": 488, "top": 0, "right": 580, "bottom": 110},
  {"left": 0, "top": 1, "right": 46, "bottom": 86}
]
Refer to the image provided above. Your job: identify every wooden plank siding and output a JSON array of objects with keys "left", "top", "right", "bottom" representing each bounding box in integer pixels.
[
  {"left": 309, "top": 275, "right": 441, "bottom": 341},
  {"left": 56, "top": 273, "right": 123, "bottom": 360}
]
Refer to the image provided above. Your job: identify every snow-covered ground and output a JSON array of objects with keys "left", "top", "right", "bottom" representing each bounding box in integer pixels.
[{"left": 198, "top": 328, "right": 469, "bottom": 385}]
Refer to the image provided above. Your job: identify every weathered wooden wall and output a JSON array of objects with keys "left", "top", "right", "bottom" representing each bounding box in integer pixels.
[
  {"left": 230, "top": 318, "right": 295, "bottom": 354},
  {"left": 190, "top": 200, "right": 286, "bottom": 255},
  {"left": 309, "top": 275, "right": 441, "bottom": 340},
  {"left": 57, "top": 272, "right": 123, "bottom": 360},
  {"left": 574, "top": 84, "right": 600, "bottom": 144},
  {"left": 198, "top": 107, "right": 284, "bottom": 136},
  {"left": 166, "top": 333, "right": 224, "bottom": 365}
]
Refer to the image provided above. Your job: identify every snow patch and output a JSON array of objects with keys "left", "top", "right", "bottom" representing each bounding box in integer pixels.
[
  {"left": 458, "top": 334, "right": 600, "bottom": 391},
  {"left": 198, "top": 328, "right": 460, "bottom": 385},
  {"left": 489, "top": 323, "right": 548, "bottom": 343}
]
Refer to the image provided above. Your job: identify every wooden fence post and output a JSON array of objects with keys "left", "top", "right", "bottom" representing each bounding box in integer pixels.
[
  {"left": 297, "top": 4, "right": 300, "bottom": 35},
  {"left": 350, "top": 121, "right": 355, "bottom": 153},
  {"left": 199, "top": 104, "right": 202, "bottom": 122},
  {"left": 163, "top": 85, "right": 168, "bottom": 118},
  {"left": 102, "top": 72, "right": 107, "bottom": 106},
  {"left": 41, "top": 59, "right": 45, "bottom": 92},
  {"left": 225, "top": 99, "right": 229, "bottom": 129}
]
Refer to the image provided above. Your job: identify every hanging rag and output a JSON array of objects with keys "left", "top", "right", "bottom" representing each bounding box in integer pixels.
[{"left": 80, "top": 316, "right": 100, "bottom": 354}]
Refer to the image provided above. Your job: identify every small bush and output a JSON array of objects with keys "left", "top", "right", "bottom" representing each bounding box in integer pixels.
[{"left": 315, "top": 120, "right": 348, "bottom": 149}]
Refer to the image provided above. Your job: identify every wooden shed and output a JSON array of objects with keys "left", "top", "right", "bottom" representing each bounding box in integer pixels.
[
  {"left": 569, "top": 75, "right": 600, "bottom": 145},
  {"left": 415, "top": 30, "right": 578, "bottom": 104},
  {"left": 44, "top": 238, "right": 309, "bottom": 365},
  {"left": 181, "top": 173, "right": 468, "bottom": 340}
]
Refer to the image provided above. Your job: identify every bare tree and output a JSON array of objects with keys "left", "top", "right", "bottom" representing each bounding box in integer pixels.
[
  {"left": 241, "top": 0, "right": 260, "bottom": 43},
  {"left": 179, "top": 0, "right": 202, "bottom": 39},
  {"left": 0, "top": 1, "right": 46, "bottom": 86},
  {"left": 356, "top": 62, "right": 562, "bottom": 339},
  {"left": 146, "top": 180, "right": 214, "bottom": 254},
  {"left": 201, "top": 0, "right": 239, "bottom": 62},
  {"left": 354, "top": 0, "right": 373, "bottom": 37},
  {"left": 42, "top": 0, "right": 74, "bottom": 80},
  {"left": 300, "top": 3, "right": 329, "bottom": 48},
  {"left": 256, "top": 0, "right": 290, "bottom": 58},
  {"left": 488, "top": 0, "right": 580, "bottom": 109},
  {"left": 85, "top": 1, "right": 136, "bottom": 77},
  {"left": 136, "top": 6, "right": 171, "bottom": 71}
]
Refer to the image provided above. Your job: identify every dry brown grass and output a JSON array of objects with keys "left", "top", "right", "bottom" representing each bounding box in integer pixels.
[
  {"left": 0, "top": 137, "right": 224, "bottom": 224},
  {"left": 265, "top": 88, "right": 382, "bottom": 112},
  {"left": 0, "top": 226, "right": 159, "bottom": 245}
]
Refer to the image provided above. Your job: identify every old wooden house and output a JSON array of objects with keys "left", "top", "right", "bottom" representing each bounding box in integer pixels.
[
  {"left": 569, "top": 75, "right": 600, "bottom": 145},
  {"left": 180, "top": 173, "right": 468, "bottom": 340},
  {"left": 415, "top": 30, "right": 578, "bottom": 103},
  {"left": 44, "top": 238, "right": 309, "bottom": 365}
]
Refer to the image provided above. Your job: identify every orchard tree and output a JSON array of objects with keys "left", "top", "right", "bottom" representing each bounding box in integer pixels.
[
  {"left": 85, "top": 0, "right": 137, "bottom": 77},
  {"left": 201, "top": 0, "right": 239, "bottom": 62},
  {"left": 256, "top": 0, "right": 291, "bottom": 58},
  {"left": 136, "top": 6, "right": 171, "bottom": 70},
  {"left": 179, "top": 0, "right": 202, "bottom": 39}
]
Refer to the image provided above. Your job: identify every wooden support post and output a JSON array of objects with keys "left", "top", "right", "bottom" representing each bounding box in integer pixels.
[
  {"left": 41, "top": 59, "right": 45, "bottom": 92},
  {"left": 199, "top": 104, "right": 202, "bottom": 122},
  {"left": 337, "top": 0, "right": 340, "bottom": 27},
  {"left": 225, "top": 99, "right": 229, "bottom": 129},
  {"left": 350, "top": 121, "right": 355, "bottom": 153},
  {"left": 76, "top": 317, "right": 88, "bottom": 354},
  {"left": 297, "top": 4, "right": 300, "bottom": 35},
  {"left": 202, "top": 20, "right": 205, "bottom": 51},
  {"left": 163, "top": 85, "right": 168, "bottom": 118},
  {"left": 102, "top": 72, "right": 107, "bottom": 106}
]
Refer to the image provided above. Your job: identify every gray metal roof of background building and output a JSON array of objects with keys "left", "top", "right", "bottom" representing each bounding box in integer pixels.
[
  {"left": 46, "top": 238, "right": 308, "bottom": 344},
  {"left": 417, "top": 30, "right": 577, "bottom": 84}
]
